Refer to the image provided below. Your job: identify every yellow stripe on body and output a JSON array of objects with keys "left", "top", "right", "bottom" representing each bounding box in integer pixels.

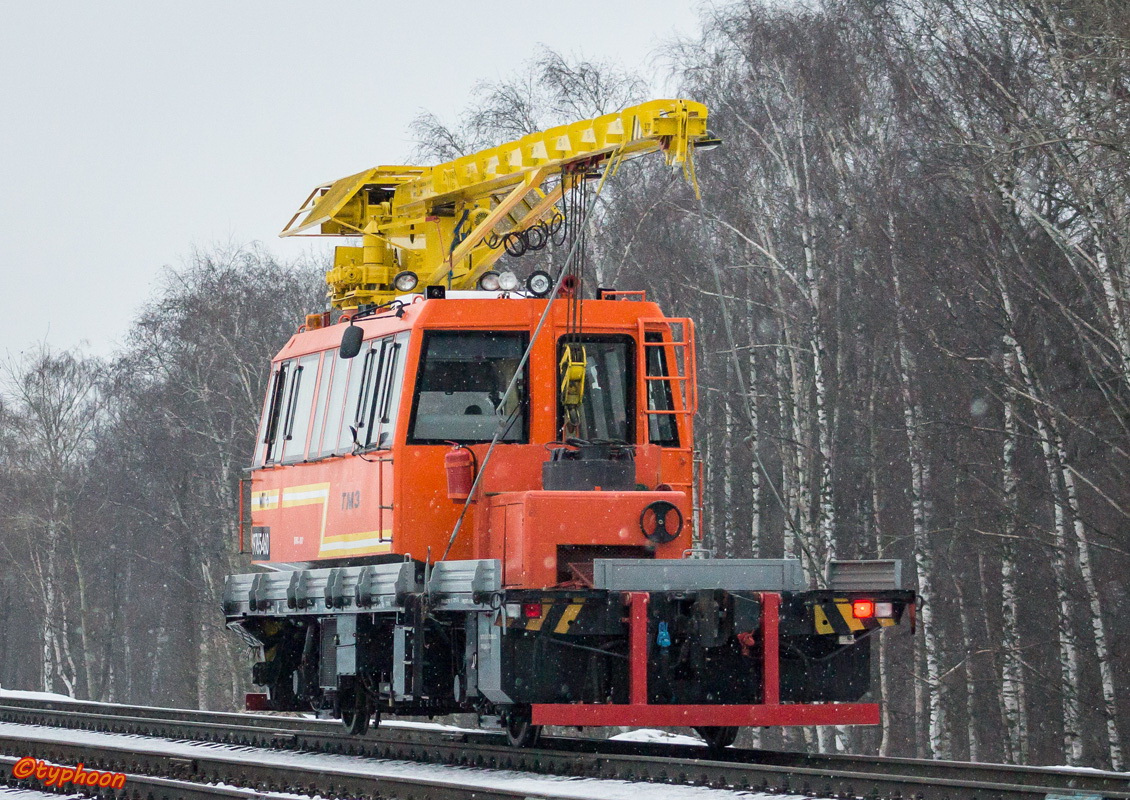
[
  {"left": 322, "top": 529, "right": 392, "bottom": 544},
  {"left": 525, "top": 603, "right": 551, "bottom": 632},
  {"left": 320, "top": 529, "right": 393, "bottom": 555},
  {"left": 814, "top": 605, "right": 835, "bottom": 634},
  {"left": 281, "top": 483, "right": 330, "bottom": 507},
  {"left": 251, "top": 490, "right": 279, "bottom": 511},
  {"left": 836, "top": 602, "right": 867, "bottom": 632},
  {"left": 319, "top": 541, "right": 393, "bottom": 557},
  {"left": 554, "top": 603, "right": 584, "bottom": 634}
]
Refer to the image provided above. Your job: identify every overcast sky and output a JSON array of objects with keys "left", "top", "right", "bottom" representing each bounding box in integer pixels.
[{"left": 0, "top": 1, "right": 704, "bottom": 357}]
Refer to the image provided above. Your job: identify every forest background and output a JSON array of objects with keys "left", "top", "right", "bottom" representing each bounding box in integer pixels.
[{"left": 1, "top": 0, "right": 1127, "bottom": 769}]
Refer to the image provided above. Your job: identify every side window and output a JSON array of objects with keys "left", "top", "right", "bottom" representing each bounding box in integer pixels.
[
  {"left": 280, "top": 353, "right": 320, "bottom": 463},
  {"left": 254, "top": 364, "right": 287, "bottom": 466},
  {"left": 410, "top": 331, "right": 527, "bottom": 444},
  {"left": 259, "top": 361, "right": 295, "bottom": 464},
  {"left": 308, "top": 351, "right": 335, "bottom": 458},
  {"left": 557, "top": 336, "right": 634, "bottom": 443},
  {"left": 317, "top": 349, "right": 354, "bottom": 458},
  {"left": 645, "top": 332, "right": 680, "bottom": 447},
  {"left": 320, "top": 332, "right": 411, "bottom": 454},
  {"left": 336, "top": 340, "right": 376, "bottom": 451},
  {"left": 358, "top": 332, "right": 408, "bottom": 450}
]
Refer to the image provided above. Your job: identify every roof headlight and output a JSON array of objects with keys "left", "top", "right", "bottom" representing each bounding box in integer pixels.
[
  {"left": 526, "top": 270, "right": 552, "bottom": 297},
  {"left": 478, "top": 271, "right": 501, "bottom": 291},
  {"left": 498, "top": 271, "right": 520, "bottom": 292},
  {"left": 393, "top": 271, "right": 419, "bottom": 293}
]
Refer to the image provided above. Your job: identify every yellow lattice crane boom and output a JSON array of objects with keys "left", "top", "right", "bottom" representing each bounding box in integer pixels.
[{"left": 281, "top": 99, "right": 711, "bottom": 309}]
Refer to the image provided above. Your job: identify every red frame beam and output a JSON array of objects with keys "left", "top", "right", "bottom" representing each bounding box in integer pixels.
[
  {"left": 530, "top": 590, "right": 880, "bottom": 729},
  {"left": 628, "top": 592, "right": 649, "bottom": 704},
  {"left": 760, "top": 591, "right": 779, "bottom": 705},
  {"left": 531, "top": 702, "right": 879, "bottom": 727}
]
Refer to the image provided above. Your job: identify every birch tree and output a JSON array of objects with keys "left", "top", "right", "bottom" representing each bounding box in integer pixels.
[{"left": 1, "top": 348, "right": 101, "bottom": 697}]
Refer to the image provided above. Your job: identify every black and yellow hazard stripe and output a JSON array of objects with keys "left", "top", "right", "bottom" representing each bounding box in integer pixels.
[
  {"left": 813, "top": 599, "right": 896, "bottom": 635},
  {"left": 508, "top": 598, "right": 594, "bottom": 635}
]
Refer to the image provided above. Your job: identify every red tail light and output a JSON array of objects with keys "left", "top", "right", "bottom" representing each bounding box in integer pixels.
[
  {"left": 522, "top": 603, "right": 542, "bottom": 619},
  {"left": 852, "top": 599, "right": 875, "bottom": 619}
]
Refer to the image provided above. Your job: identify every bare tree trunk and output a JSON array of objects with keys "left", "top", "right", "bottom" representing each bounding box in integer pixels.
[
  {"left": 40, "top": 525, "right": 59, "bottom": 693},
  {"left": 1049, "top": 414, "right": 1123, "bottom": 769},
  {"left": 812, "top": 337, "right": 835, "bottom": 566},
  {"left": 702, "top": 423, "right": 716, "bottom": 554},
  {"left": 954, "top": 573, "right": 981, "bottom": 761},
  {"left": 740, "top": 328, "right": 762, "bottom": 753},
  {"left": 197, "top": 559, "right": 217, "bottom": 709},
  {"left": 995, "top": 263, "right": 1084, "bottom": 764},
  {"left": 890, "top": 223, "right": 946, "bottom": 759},
  {"left": 43, "top": 495, "right": 76, "bottom": 698},
  {"left": 773, "top": 340, "right": 798, "bottom": 565},
  {"left": 999, "top": 350, "right": 1029, "bottom": 763},
  {"left": 1009, "top": 334, "right": 1083, "bottom": 765},
  {"left": 72, "top": 545, "right": 98, "bottom": 700},
  {"left": 1036, "top": 415, "right": 1083, "bottom": 765},
  {"left": 869, "top": 372, "right": 893, "bottom": 757},
  {"left": 722, "top": 398, "right": 736, "bottom": 556},
  {"left": 747, "top": 348, "right": 762, "bottom": 557}
]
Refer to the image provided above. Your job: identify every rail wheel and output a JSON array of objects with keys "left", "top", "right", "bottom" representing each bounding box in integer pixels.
[
  {"left": 694, "top": 726, "right": 739, "bottom": 750},
  {"left": 340, "top": 685, "right": 372, "bottom": 736},
  {"left": 504, "top": 706, "right": 542, "bottom": 747}
]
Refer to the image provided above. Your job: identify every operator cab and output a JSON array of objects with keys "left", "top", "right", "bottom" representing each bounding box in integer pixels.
[{"left": 245, "top": 292, "right": 696, "bottom": 578}]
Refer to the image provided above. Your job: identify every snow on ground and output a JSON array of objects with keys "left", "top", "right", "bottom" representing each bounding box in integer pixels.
[
  {"left": 0, "top": 688, "right": 74, "bottom": 703},
  {"left": 0, "top": 691, "right": 706, "bottom": 749},
  {"left": 374, "top": 718, "right": 477, "bottom": 735},
  {"left": 0, "top": 721, "right": 822, "bottom": 800},
  {"left": 211, "top": 782, "right": 334, "bottom": 799},
  {"left": 1044, "top": 764, "right": 1130, "bottom": 776},
  {"left": 608, "top": 729, "right": 706, "bottom": 747}
]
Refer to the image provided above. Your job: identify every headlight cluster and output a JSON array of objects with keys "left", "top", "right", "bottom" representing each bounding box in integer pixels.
[{"left": 478, "top": 269, "right": 553, "bottom": 297}]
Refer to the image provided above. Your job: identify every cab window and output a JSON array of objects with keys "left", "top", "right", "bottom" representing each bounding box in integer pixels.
[
  {"left": 352, "top": 332, "right": 408, "bottom": 451},
  {"left": 644, "top": 332, "right": 680, "bottom": 447},
  {"left": 254, "top": 363, "right": 289, "bottom": 465},
  {"left": 409, "top": 331, "right": 527, "bottom": 444},
  {"left": 314, "top": 348, "right": 354, "bottom": 458},
  {"left": 311, "top": 332, "right": 409, "bottom": 456},
  {"left": 257, "top": 353, "right": 318, "bottom": 465},
  {"left": 308, "top": 351, "right": 337, "bottom": 458},
  {"left": 280, "top": 353, "right": 321, "bottom": 463},
  {"left": 557, "top": 335, "right": 634, "bottom": 443}
]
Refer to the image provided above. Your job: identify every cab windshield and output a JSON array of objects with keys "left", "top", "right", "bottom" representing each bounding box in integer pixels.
[{"left": 409, "top": 331, "right": 527, "bottom": 443}]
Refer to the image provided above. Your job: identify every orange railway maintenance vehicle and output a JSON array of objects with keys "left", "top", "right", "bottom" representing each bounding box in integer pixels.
[{"left": 223, "top": 99, "right": 915, "bottom": 748}]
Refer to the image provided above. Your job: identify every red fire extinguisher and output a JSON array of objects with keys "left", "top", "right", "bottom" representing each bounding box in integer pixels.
[{"left": 445, "top": 444, "right": 475, "bottom": 503}]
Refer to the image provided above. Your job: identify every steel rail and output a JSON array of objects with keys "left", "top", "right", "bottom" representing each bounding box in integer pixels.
[
  {"left": 2, "top": 753, "right": 306, "bottom": 799},
  {"left": 1, "top": 696, "right": 1127, "bottom": 800},
  {"left": 0, "top": 732, "right": 586, "bottom": 800}
]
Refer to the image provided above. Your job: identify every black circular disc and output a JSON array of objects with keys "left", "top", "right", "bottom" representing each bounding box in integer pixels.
[
  {"left": 639, "top": 500, "right": 683, "bottom": 544},
  {"left": 526, "top": 270, "right": 552, "bottom": 297}
]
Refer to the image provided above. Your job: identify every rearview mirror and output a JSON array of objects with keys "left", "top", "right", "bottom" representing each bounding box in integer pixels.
[{"left": 339, "top": 324, "right": 363, "bottom": 359}]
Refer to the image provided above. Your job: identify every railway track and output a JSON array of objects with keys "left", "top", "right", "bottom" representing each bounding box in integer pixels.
[
  {"left": 1, "top": 753, "right": 305, "bottom": 800},
  {"left": 1, "top": 696, "right": 1126, "bottom": 799}
]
